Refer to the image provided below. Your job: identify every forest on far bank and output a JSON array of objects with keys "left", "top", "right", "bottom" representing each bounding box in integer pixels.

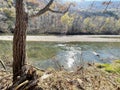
[{"left": 0, "top": 0, "right": 120, "bottom": 35}]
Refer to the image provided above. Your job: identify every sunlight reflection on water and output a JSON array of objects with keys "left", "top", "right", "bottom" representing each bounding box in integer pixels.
[{"left": 33, "top": 42, "right": 120, "bottom": 71}]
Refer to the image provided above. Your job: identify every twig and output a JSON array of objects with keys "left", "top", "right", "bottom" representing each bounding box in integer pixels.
[
  {"left": 14, "top": 80, "right": 29, "bottom": 90},
  {"left": 24, "top": 80, "right": 38, "bottom": 90},
  {"left": 13, "top": 75, "right": 27, "bottom": 88},
  {"left": 103, "top": 0, "right": 112, "bottom": 12},
  {"left": 0, "top": 59, "right": 7, "bottom": 71}
]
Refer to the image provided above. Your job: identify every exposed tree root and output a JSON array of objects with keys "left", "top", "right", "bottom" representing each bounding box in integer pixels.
[{"left": 7, "top": 65, "right": 39, "bottom": 90}]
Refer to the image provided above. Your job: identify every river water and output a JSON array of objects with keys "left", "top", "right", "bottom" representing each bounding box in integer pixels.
[{"left": 28, "top": 42, "right": 120, "bottom": 71}]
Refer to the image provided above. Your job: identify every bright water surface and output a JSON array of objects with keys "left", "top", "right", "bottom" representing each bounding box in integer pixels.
[{"left": 29, "top": 42, "right": 120, "bottom": 71}]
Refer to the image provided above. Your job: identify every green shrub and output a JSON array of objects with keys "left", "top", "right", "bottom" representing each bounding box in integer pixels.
[
  {"left": 96, "top": 63, "right": 110, "bottom": 68},
  {"left": 105, "top": 66, "right": 116, "bottom": 73},
  {"left": 97, "top": 60, "right": 120, "bottom": 74},
  {"left": 115, "top": 60, "right": 120, "bottom": 63}
]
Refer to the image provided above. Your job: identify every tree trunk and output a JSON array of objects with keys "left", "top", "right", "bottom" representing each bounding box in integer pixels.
[{"left": 13, "top": 0, "right": 28, "bottom": 82}]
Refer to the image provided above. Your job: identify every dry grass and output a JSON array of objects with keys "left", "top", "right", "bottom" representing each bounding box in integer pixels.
[{"left": 0, "top": 64, "right": 120, "bottom": 90}]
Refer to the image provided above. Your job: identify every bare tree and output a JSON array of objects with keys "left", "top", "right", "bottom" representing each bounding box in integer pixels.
[
  {"left": 102, "top": 0, "right": 112, "bottom": 12},
  {"left": 13, "top": 0, "right": 71, "bottom": 84}
]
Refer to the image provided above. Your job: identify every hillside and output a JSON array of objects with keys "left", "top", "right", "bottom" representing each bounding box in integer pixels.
[
  {"left": 0, "top": 0, "right": 120, "bottom": 35},
  {"left": 75, "top": 1, "right": 120, "bottom": 10}
]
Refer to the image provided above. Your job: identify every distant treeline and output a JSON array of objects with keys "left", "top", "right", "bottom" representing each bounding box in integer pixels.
[
  {"left": 26, "top": 11, "right": 120, "bottom": 35},
  {"left": 0, "top": 0, "right": 120, "bottom": 35}
]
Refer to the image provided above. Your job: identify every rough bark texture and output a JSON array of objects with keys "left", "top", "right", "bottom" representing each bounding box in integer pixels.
[
  {"left": 13, "top": 0, "right": 28, "bottom": 82},
  {"left": 12, "top": 0, "right": 70, "bottom": 83}
]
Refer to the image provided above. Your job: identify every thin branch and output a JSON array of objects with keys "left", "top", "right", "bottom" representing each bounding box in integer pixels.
[
  {"left": 0, "top": 59, "right": 7, "bottom": 71},
  {"left": 48, "top": 3, "right": 72, "bottom": 14},
  {"left": 89, "top": 0, "right": 95, "bottom": 10},
  {"left": 116, "top": 1, "right": 120, "bottom": 11},
  {"left": 24, "top": 80, "right": 38, "bottom": 90},
  {"left": 14, "top": 80, "right": 29, "bottom": 90},
  {"left": 103, "top": 0, "right": 112, "bottom": 12},
  {"left": 29, "top": 0, "right": 54, "bottom": 18},
  {"left": 29, "top": 0, "right": 72, "bottom": 18}
]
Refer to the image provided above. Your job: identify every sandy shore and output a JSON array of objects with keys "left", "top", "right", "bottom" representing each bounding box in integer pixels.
[{"left": 0, "top": 35, "right": 120, "bottom": 42}]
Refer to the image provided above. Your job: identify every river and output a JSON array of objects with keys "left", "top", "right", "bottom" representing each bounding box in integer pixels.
[{"left": 28, "top": 42, "right": 120, "bottom": 71}]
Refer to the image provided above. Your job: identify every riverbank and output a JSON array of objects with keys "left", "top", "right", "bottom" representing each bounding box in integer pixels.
[
  {"left": 0, "top": 35, "right": 120, "bottom": 42},
  {"left": 0, "top": 60, "right": 120, "bottom": 90}
]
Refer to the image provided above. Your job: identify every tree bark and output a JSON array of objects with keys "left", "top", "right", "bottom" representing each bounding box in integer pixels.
[
  {"left": 12, "top": 0, "right": 71, "bottom": 83},
  {"left": 13, "top": 0, "right": 28, "bottom": 82}
]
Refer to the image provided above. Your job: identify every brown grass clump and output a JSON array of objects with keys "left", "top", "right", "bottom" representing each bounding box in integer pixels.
[{"left": 36, "top": 66, "right": 120, "bottom": 90}]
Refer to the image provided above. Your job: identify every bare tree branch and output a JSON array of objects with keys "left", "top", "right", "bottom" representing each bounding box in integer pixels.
[
  {"left": 103, "top": 0, "right": 112, "bottom": 12},
  {"left": 0, "top": 59, "right": 7, "bottom": 71},
  {"left": 29, "top": 0, "right": 72, "bottom": 18},
  {"left": 29, "top": 0, "right": 54, "bottom": 18},
  {"left": 116, "top": 1, "right": 120, "bottom": 12},
  {"left": 48, "top": 3, "right": 72, "bottom": 14},
  {"left": 89, "top": 0, "right": 95, "bottom": 10}
]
